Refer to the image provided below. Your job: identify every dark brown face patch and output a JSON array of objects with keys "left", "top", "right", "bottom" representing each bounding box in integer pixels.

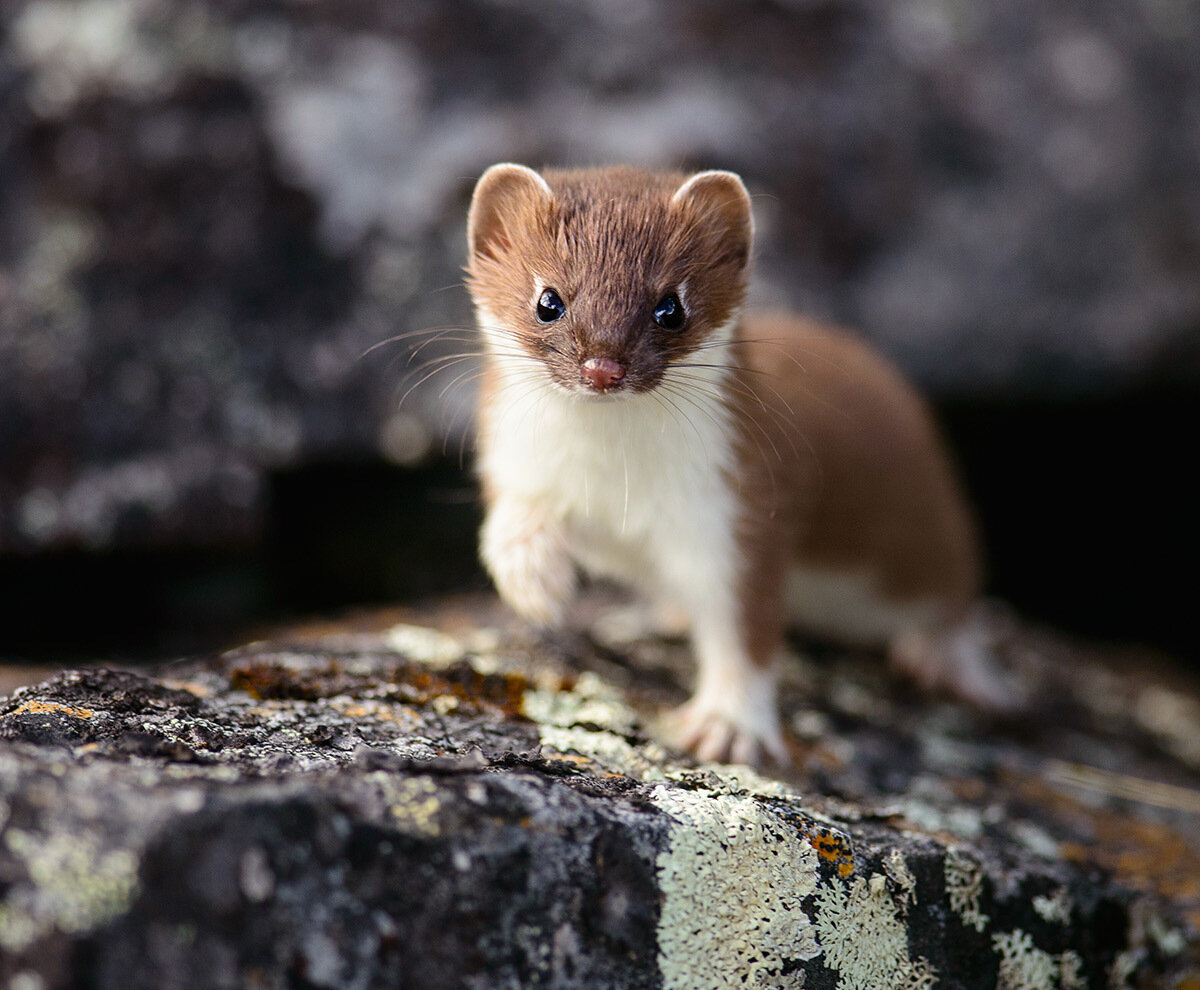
[{"left": 466, "top": 165, "right": 752, "bottom": 394}]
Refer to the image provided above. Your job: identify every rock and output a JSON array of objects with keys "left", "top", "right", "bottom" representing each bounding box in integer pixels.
[
  {"left": 2, "top": 0, "right": 1199, "bottom": 551},
  {"left": 0, "top": 593, "right": 1197, "bottom": 988}
]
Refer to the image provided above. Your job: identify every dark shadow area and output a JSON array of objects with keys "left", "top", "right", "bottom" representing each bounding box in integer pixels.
[
  {"left": 1, "top": 392, "right": 1196, "bottom": 666},
  {"left": 0, "top": 545, "right": 271, "bottom": 666},
  {"left": 0, "top": 461, "right": 486, "bottom": 666},
  {"left": 264, "top": 460, "right": 486, "bottom": 617},
  {"left": 940, "top": 388, "right": 1198, "bottom": 661}
]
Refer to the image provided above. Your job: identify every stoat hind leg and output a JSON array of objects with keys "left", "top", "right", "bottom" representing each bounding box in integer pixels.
[{"left": 889, "top": 606, "right": 1022, "bottom": 713}]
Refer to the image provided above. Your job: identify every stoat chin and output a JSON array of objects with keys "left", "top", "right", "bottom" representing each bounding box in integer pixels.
[{"left": 465, "top": 162, "right": 989, "bottom": 767}]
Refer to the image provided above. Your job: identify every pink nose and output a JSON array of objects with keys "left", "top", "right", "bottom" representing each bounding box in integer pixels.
[{"left": 580, "top": 357, "right": 626, "bottom": 391}]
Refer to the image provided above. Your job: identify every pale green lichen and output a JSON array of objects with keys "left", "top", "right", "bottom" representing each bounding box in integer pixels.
[
  {"left": 884, "top": 848, "right": 917, "bottom": 915},
  {"left": 538, "top": 723, "right": 669, "bottom": 780},
  {"left": 903, "top": 958, "right": 940, "bottom": 990},
  {"left": 1032, "top": 887, "right": 1073, "bottom": 925},
  {"left": 0, "top": 830, "right": 138, "bottom": 950},
  {"left": 993, "top": 929, "right": 1085, "bottom": 990},
  {"left": 1059, "top": 951, "right": 1085, "bottom": 990},
  {"left": 1011, "top": 820, "right": 1060, "bottom": 860},
  {"left": 677, "top": 762, "right": 803, "bottom": 801},
  {"left": 894, "top": 796, "right": 983, "bottom": 840},
  {"left": 527, "top": 666, "right": 675, "bottom": 779},
  {"left": 944, "top": 847, "right": 989, "bottom": 932},
  {"left": 1107, "top": 949, "right": 1139, "bottom": 989},
  {"left": 653, "top": 786, "right": 821, "bottom": 990},
  {"left": 0, "top": 904, "right": 40, "bottom": 953},
  {"left": 523, "top": 671, "right": 641, "bottom": 737},
  {"left": 813, "top": 872, "right": 936, "bottom": 990},
  {"left": 383, "top": 775, "right": 442, "bottom": 837},
  {"left": 384, "top": 623, "right": 466, "bottom": 667},
  {"left": 1141, "top": 907, "right": 1186, "bottom": 957}
]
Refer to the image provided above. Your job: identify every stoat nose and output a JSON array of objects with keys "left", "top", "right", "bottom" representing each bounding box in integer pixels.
[{"left": 580, "top": 357, "right": 626, "bottom": 391}]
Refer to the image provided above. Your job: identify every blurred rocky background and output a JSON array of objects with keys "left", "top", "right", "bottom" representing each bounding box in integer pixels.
[{"left": 1, "top": 0, "right": 1198, "bottom": 663}]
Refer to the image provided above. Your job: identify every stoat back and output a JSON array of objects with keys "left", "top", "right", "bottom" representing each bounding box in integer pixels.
[{"left": 729, "top": 311, "right": 982, "bottom": 644}]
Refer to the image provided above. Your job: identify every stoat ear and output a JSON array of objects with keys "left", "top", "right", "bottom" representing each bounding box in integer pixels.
[
  {"left": 672, "top": 170, "right": 754, "bottom": 268},
  {"left": 467, "top": 163, "right": 553, "bottom": 262}
]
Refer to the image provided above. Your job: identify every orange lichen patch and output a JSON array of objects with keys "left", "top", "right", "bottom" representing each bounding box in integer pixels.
[
  {"left": 339, "top": 704, "right": 373, "bottom": 719},
  {"left": 948, "top": 777, "right": 988, "bottom": 803},
  {"left": 227, "top": 655, "right": 530, "bottom": 720},
  {"left": 550, "top": 753, "right": 594, "bottom": 767},
  {"left": 1061, "top": 818, "right": 1200, "bottom": 902},
  {"left": 396, "top": 664, "right": 529, "bottom": 718},
  {"left": 765, "top": 803, "right": 856, "bottom": 878},
  {"left": 800, "top": 823, "right": 855, "bottom": 877},
  {"left": 229, "top": 660, "right": 355, "bottom": 701},
  {"left": 159, "top": 678, "right": 213, "bottom": 698},
  {"left": 330, "top": 699, "right": 422, "bottom": 730},
  {"left": 6, "top": 700, "right": 94, "bottom": 719}
]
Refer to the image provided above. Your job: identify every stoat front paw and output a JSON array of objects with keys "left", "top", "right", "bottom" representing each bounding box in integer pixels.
[
  {"left": 481, "top": 502, "right": 577, "bottom": 628},
  {"left": 670, "top": 696, "right": 789, "bottom": 768}
]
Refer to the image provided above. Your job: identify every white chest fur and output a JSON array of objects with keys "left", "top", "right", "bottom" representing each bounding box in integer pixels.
[{"left": 479, "top": 352, "right": 740, "bottom": 603}]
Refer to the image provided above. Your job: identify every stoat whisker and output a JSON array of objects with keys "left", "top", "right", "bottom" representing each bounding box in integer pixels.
[
  {"left": 695, "top": 338, "right": 856, "bottom": 421},
  {"left": 671, "top": 353, "right": 775, "bottom": 377},
  {"left": 662, "top": 376, "right": 786, "bottom": 482},
  {"left": 362, "top": 324, "right": 481, "bottom": 360},
  {"left": 665, "top": 371, "right": 797, "bottom": 463},
  {"left": 394, "top": 354, "right": 481, "bottom": 410},
  {"left": 652, "top": 381, "right": 716, "bottom": 458},
  {"left": 427, "top": 279, "right": 470, "bottom": 296},
  {"left": 392, "top": 343, "right": 543, "bottom": 411},
  {"left": 436, "top": 366, "right": 490, "bottom": 403},
  {"left": 672, "top": 361, "right": 799, "bottom": 421},
  {"left": 491, "top": 371, "right": 557, "bottom": 441},
  {"left": 404, "top": 349, "right": 486, "bottom": 371},
  {"left": 406, "top": 333, "right": 481, "bottom": 364},
  {"left": 672, "top": 357, "right": 807, "bottom": 422},
  {"left": 691, "top": 334, "right": 810, "bottom": 374},
  {"left": 378, "top": 332, "right": 481, "bottom": 379},
  {"left": 657, "top": 377, "right": 733, "bottom": 450}
]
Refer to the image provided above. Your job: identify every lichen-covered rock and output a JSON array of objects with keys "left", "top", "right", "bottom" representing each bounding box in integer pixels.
[
  {"left": 2, "top": 0, "right": 1199, "bottom": 551},
  {"left": 0, "top": 594, "right": 1197, "bottom": 987}
]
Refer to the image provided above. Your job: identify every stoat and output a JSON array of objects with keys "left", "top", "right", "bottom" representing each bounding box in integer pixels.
[{"left": 466, "top": 163, "right": 988, "bottom": 766}]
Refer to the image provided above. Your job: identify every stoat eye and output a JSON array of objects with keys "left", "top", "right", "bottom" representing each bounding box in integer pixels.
[
  {"left": 536, "top": 288, "right": 566, "bottom": 323},
  {"left": 653, "top": 293, "right": 685, "bottom": 331}
]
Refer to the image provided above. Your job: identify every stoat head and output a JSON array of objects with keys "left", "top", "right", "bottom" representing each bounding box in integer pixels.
[{"left": 466, "top": 164, "right": 753, "bottom": 395}]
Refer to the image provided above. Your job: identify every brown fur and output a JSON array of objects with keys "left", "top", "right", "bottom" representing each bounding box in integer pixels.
[{"left": 726, "top": 313, "right": 982, "bottom": 666}]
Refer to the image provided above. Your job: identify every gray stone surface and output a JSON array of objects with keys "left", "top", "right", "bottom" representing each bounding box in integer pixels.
[
  {"left": 2, "top": 0, "right": 1199, "bottom": 551},
  {"left": 1, "top": 594, "right": 1198, "bottom": 987}
]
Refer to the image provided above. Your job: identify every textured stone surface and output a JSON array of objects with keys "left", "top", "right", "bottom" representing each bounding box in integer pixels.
[
  {"left": 1, "top": 594, "right": 1198, "bottom": 987},
  {"left": 2, "top": 0, "right": 1199, "bottom": 551}
]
